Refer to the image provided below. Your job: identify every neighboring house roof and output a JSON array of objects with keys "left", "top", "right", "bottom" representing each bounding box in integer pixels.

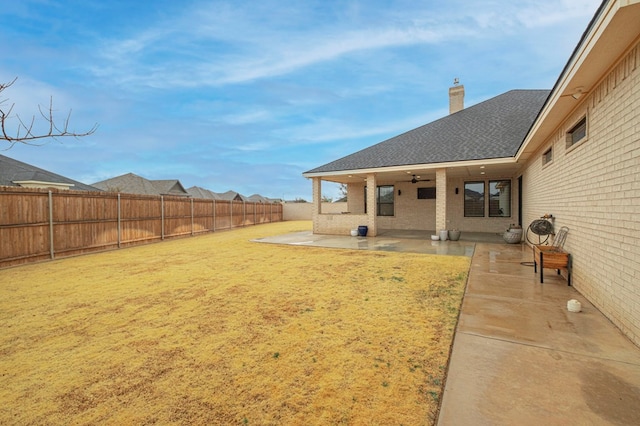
[
  {"left": 250, "top": 196, "right": 282, "bottom": 203},
  {"left": 187, "top": 188, "right": 277, "bottom": 203},
  {"left": 92, "top": 173, "right": 189, "bottom": 196},
  {"left": 187, "top": 186, "right": 222, "bottom": 200},
  {"left": 92, "top": 173, "right": 158, "bottom": 194},
  {"left": 247, "top": 194, "right": 269, "bottom": 203},
  {"left": 218, "top": 190, "right": 248, "bottom": 202},
  {"left": 151, "top": 179, "right": 189, "bottom": 196},
  {"left": 305, "top": 89, "right": 550, "bottom": 174},
  {"left": 0, "top": 154, "right": 99, "bottom": 191}
]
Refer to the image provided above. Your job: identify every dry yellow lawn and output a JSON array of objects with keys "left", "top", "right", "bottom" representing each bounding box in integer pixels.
[{"left": 0, "top": 221, "right": 470, "bottom": 425}]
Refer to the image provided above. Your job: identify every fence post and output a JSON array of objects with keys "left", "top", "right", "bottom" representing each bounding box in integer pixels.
[
  {"left": 213, "top": 199, "right": 216, "bottom": 232},
  {"left": 117, "top": 193, "right": 121, "bottom": 248},
  {"left": 243, "top": 201, "right": 246, "bottom": 227},
  {"left": 230, "top": 201, "right": 233, "bottom": 229},
  {"left": 48, "top": 191, "right": 55, "bottom": 259},
  {"left": 191, "top": 198, "right": 194, "bottom": 236},
  {"left": 254, "top": 202, "right": 257, "bottom": 224},
  {"left": 270, "top": 203, "right": 272, "bottom": 223},
  {"left": 161, "top": 195, "right": 165, "bottom": 240}
]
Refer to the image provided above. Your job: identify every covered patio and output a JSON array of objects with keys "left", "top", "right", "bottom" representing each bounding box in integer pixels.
[{"left": 302, "top": 88, "right": 548, "bottom": 239}]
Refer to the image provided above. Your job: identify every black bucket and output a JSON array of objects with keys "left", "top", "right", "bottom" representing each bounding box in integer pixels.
[{"left": 357, "top": 225, "right": 368, "bottom": 237}]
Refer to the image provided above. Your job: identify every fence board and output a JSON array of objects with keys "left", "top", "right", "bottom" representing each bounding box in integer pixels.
[
  {"left": 231, "top": 201, "right": 244, "bottom": 228},
  {"left": 0, "top": 187, "right": 282, "bottom": 268},
  {"left": 215, "top": 201, "right": 231, "bottom": 230}
]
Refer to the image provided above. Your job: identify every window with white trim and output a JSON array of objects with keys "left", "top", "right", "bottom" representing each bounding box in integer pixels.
[
  {"left": 567, "top": 116, "right": 587, "bottom": 148},
  {"left": 542, "top": 147, "right": 553, "bottom": 165}
]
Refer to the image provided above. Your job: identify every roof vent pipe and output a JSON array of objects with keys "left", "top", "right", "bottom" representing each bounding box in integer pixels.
[{"left": 449, "top": 78, "right": 464, "bottom": 114}]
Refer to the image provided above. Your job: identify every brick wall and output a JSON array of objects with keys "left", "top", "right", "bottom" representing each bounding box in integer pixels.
[
  {"left": 283, "top": 202, "right": 348, "bottom": 220},
  {"left": 521, "top": 42, "right": 640, "bottom": 345},
  {"left": 372, "top": 181, "right": 436, "bottom": 230}
]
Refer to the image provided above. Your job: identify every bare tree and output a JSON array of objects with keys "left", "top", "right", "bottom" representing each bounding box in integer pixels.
[
  {"left": 1, "top": 77, "right": 98, "bottom": 149},
  {"left": 338, "top": 183, "right": 347, "bottom": 201}
]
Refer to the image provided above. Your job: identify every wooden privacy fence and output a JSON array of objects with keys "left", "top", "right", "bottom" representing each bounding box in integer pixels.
[{"left": 0, "top": 187, "right": 283, "bottom": 268}]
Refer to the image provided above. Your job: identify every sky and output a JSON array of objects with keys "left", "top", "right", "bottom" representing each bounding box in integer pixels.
[{"left": 1, "top": 0, "right": 602, "bottom": 201}]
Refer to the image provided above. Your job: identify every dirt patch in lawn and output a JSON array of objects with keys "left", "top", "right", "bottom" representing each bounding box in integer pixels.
[{"left": 0, "top": 221, "right": 469, "bottom": 425}]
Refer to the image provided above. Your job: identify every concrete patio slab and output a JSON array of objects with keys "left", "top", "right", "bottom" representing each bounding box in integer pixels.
[
  {"left": 252, "top": 230, "right": 478, "bottom": 256},
  {"left": 438, "top": 243, "right": 640, "bottom": 425}
]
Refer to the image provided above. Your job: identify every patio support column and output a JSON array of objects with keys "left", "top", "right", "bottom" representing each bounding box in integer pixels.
[
  {"left": 365, "top": 173, "right": 377, "bottom": 237},
  {"left": 312, "top": 177, "right": 322, "bottom": 233},
  {"left": 435, "top": 168, "right": 448, "bottom": 232}
]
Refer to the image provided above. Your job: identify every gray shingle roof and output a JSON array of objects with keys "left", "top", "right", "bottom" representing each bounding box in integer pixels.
[
  {"left": 92, "top": 173, "right": 159, "bottom": 195},
  {"left": 187, "top": 186, "right": 222, "bottom": 200},
  {"left": 0, "top": 154, "right": 99, "bottom": 191},
  {"left": 92, "top": 173, "right": 189, "bottom": 196},
  {"left": 218, "top": 190, "right": 249, "bottom": 202},
  {"left": 247, "top": 194, "right": 269, "bottom": 203},
  {"left": 305, "top": 89, "right": 550, "bottom": 174},
  {"left": 151, "top": 179, "right": 189, "bottom": 196}
]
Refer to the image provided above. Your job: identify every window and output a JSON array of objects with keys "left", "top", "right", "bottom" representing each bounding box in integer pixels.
[
  {"left": 464, "top": 182, "right": 484, "bottom": 217},
  {"left": 417, "top": 187, "right": 436, "bottom": 199},
  {"left": 567, "top": 116, "right": 587, "bottom": 147},
  {"left": 542, "top": 147, "right": 553, "bottom": 165},
  {"left": 489, "top": 180, "right": 511, "bottom": 217},
  {"left": 377, "top": 185, "right": 394, "bottom": 216}
]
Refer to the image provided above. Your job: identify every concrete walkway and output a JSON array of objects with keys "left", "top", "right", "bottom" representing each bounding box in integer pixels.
[{"left": 438, "top": 242, "right": 640, "bottom": 425}]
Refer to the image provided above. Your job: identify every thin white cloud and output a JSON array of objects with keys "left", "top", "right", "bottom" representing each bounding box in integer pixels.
[
  {"left": 90, "top": 2, "right": 476, "bottom": 88},
  {"left": 217, "top": 109, "right": 273, "bottom": 125},
  {"left": 90, "top": 0, "right": 600, "bottom": 90},
  {"left": 274, "top": 108, "right": 447, "bottom": 146}
]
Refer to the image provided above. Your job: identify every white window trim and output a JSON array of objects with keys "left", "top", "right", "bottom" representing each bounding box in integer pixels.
[{"left": 566, "top": 115, "right": 588, "bottom": 152}]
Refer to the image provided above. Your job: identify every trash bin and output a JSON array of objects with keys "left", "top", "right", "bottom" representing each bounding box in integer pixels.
[{"left": 357, "top": 225, "right": 368, "bottom": 237}]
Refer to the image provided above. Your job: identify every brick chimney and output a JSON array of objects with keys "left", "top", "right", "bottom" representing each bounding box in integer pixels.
[{"left": 449, "top": 78, "right": 464, "bottom": 114}]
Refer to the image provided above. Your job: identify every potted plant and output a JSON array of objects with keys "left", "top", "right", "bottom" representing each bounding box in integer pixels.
[
  {"left": 503, "top": 224, "right": 523, "bottom": 244},
  {"left": 448, "top": 229, "right": 461, "bottom": 241}
]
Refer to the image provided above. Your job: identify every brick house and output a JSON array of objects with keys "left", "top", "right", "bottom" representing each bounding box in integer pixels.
[
  {"left": 0, "top": 154, "right": 99, "bottom": 191},
  {"left": 303, "top": 0, "right": 640, "bottom": 345}
]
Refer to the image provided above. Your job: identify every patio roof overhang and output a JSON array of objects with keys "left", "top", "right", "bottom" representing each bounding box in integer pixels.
[
  {"left": 302, "top": 157, "right": 519, "bottom": 185},
  {"left": 516, "top": 0, "right": 640, "bottom": 163}
]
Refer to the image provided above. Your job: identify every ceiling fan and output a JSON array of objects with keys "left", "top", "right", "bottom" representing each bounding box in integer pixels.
[{"left": 402, "top": 174, "right": 431, "bottom": 184}]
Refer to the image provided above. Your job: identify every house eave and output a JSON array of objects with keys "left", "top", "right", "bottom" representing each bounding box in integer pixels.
[
  {"left": 303, "top": 157, "right": 518, "bottom": 183},
  {"left": 516, "top": 0, "right": 640, "bottom": 162},
  {"left": 13, "top": 180, "right": 74, "bottom": 190}
]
